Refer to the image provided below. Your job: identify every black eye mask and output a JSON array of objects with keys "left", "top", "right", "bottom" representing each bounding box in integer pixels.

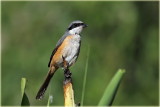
[{"left": 68, "top": 23, "right": 84, "bottom": 30}]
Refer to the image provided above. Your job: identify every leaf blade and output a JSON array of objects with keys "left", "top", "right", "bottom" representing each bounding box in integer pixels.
[
  {"left": 98, "top": 69, "right": 125, "bottom": 106},
  {"left": 21, "top": 78, "right": 30, "bottom": 106}
]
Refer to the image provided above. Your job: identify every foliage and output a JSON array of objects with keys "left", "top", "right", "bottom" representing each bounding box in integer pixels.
[
  {"left": 98, "top": 69, "right": 125, "bottom": 106},
  {"left": 21, "top": 78, "right": 30, "bottom": 106}
]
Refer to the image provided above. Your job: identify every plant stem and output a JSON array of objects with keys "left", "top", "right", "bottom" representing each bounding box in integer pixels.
[
  {"left": 63, "top": 69, "right": 75, "bottom": 107},
  {"left": 81, "top": 46, "right": 90, "bottom": 106}
]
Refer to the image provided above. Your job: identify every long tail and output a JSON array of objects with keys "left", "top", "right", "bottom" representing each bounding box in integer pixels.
[{"left": 36, "top": 66, "right": 57, "bottom": 100}]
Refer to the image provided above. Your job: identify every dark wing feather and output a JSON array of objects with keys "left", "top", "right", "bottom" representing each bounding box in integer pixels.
[{"left": 48, "top": 46, "right": 60, "bottom": 67}]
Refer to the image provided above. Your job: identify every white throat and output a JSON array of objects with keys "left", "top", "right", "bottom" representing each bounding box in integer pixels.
[{"left": 69, "top": 26, "right": 83, "bottom": 35}]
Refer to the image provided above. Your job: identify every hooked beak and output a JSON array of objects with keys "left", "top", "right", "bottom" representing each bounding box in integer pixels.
[{"left": 83, "top": 23, "right": 88, "bottom": 28}]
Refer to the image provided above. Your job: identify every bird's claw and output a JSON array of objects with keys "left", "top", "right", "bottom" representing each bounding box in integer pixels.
[{"left": 64, "top": 68, "right": 72, "bottom": 78}]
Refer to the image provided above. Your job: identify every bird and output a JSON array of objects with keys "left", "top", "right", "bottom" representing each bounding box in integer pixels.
[{"left": 36, "top": 20, "right": 88, "bottom": 100}]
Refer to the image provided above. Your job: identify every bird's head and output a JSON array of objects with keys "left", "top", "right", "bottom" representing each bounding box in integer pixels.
[{"left": 67, "top": 20, "right": 88, "bottom": 35}]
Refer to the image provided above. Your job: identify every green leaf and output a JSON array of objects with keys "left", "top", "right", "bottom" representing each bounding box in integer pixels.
[
  {"left": 21, "top": 93, "right": 30, "bottom": 106},
  {"left": 98, "top": 69, "right": 125, "bottom": 106},
  {"left": 21, "top": 78, "right": 30, "bottom": 106},
  {"left": 21, "top": 78, "right": 26, "bottom": 97}
]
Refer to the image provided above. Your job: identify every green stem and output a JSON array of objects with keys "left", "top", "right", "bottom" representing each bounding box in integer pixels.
[{"left": 81, "top": 46, "right": 90, "bottom": 106}]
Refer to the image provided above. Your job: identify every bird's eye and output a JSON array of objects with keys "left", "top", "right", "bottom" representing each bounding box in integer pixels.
[
  {"left": 75, "top": 24, "right": 78, "bottom": 27},
  {"left": 74, "top": 23, "right": 83, "bottom": 27}
]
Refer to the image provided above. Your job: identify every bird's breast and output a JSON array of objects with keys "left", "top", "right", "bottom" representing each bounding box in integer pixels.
[{"left": 63, "top": 35, "right": 81, "bottom": 63}]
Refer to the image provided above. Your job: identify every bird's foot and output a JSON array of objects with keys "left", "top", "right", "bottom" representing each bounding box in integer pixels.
[{"left": 64, "top": 68, "right": 72, "bottom": 78}]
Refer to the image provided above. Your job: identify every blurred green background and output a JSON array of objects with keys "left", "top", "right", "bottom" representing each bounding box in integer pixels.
[{"left": 2, "top": 1, "right": 159, "bottom": 106}]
